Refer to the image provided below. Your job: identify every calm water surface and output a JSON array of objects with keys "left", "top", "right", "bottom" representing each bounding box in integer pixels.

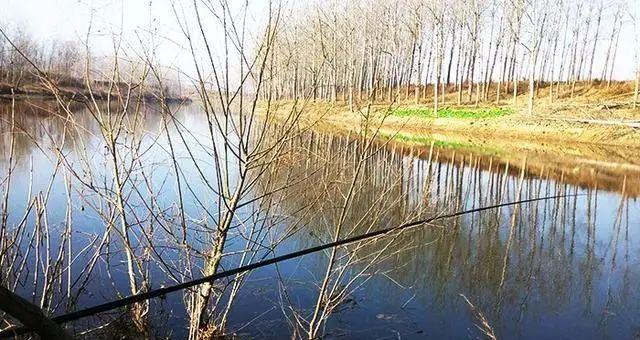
[{"left": 0, "top": 101, "right": 639, "bottom": 339}]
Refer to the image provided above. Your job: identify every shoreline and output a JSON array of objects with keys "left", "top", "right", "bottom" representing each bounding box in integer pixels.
[
  {"left": 0, "top": 82, "right": 191, "bottom": 104},
  {"left": 264, "top": 82, "right": 640, "bottom": 150},
  {"left": 267, "top": 100, "right": 640, "bottom": 149},
  {"left": 263, "top": 100, "right": 640, "bottom": 197}
]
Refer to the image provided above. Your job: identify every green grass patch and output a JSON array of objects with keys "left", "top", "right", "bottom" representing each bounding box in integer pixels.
[
  {"left": 392, "top": 107, "right": 512, "bottom": 119},
  {"left": 390, "top": 133, "right": 463, "bottom": 148},
  {"left": 381, "top": 132, "right": 504, "bottom": 156}
]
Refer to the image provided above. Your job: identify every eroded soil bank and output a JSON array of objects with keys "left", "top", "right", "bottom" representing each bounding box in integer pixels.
[{"left": 263, "top": 101, "right": 640, "bottom": 197}]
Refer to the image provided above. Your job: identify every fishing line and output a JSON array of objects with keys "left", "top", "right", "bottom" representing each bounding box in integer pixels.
[{"left": 0, "top": 194, "right": 577, "bottom": 338}]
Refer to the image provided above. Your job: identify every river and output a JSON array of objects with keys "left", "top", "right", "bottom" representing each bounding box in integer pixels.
[{"left": 0, "top": 100, "right": 638, "bottom": 339}]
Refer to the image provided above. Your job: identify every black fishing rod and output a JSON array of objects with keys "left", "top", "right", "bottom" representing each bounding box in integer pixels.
[{"left": 0, "top": 195, "right": 572, "bottom": 338}]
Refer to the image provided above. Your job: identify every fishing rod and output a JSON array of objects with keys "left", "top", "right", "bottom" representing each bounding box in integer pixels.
[{"left": 0, "top": 194, "right": 573, "bottom": 338}]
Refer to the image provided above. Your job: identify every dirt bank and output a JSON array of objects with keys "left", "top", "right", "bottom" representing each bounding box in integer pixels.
[
  {"left": 0, "top": 81, "right": 191, "bottom": 103},
  {"left": 264, "top": 82, "right": 640, "bottom": 149},
  {"left": 261, "top": 98, "right": 640, "bottom": 196},
  {"left": 269, "top": 101, "right": 639, "bottom": 147}
]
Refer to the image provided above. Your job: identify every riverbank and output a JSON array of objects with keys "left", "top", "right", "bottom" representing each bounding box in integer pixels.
[
  {"left": 264, "top": 83, "right": 640, "bottom": 148},
  {"left": 0, "top": 80, "right": 191, "bottom": 103},
  {"left": 260, "top": 84, "right": 640, "bottom": 196}
]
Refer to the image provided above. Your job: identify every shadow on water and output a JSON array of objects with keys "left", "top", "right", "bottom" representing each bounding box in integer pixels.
[{"left": 0, "top": 101, "right": 639, "bottom": 339}]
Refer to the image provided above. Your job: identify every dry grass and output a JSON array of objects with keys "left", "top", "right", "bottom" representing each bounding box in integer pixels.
[{"left": 262, "top": 81, "right": 640, "bottom": 149}]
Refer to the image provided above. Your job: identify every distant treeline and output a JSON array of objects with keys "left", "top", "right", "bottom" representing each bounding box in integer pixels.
[
  {"left": 0, "top": 28, "right": 83, "bottom": 89},
  {"left": 0, "top": 27, "right": 187, "bottom": 102},
  {"left": 266, "top": 0, "right": 639, "bottom": 112}
]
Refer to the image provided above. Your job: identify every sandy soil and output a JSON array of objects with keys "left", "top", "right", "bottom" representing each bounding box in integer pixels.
[{"left": 260, "top": 93, "right": 640, "bottom": 196}]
